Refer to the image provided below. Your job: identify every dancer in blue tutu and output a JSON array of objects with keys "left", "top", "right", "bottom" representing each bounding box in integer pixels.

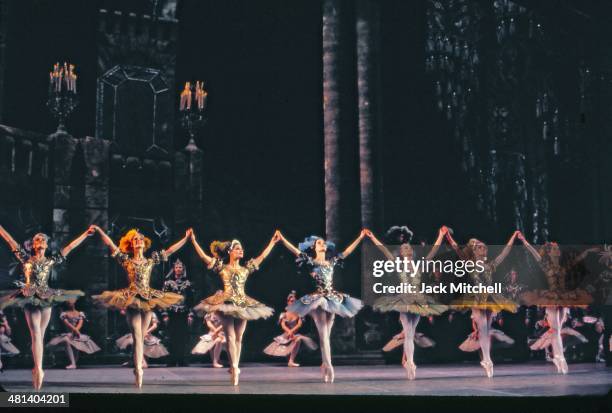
[{"left": 277, "top": 229, "right": 367, "bottom": 383}]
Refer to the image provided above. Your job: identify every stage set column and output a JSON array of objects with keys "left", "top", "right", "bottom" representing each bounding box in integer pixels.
[{"left": 322, "top": 0, "right": 383, "bottom": 354}]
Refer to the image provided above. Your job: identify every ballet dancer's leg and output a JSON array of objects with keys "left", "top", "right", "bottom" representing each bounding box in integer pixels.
[
  {"left": 126, "top": 309, "right": 144, "bottom": 387},
  {"left": 473, "top": 309, "right": 494, "bottom": 377},
  {"left": 311, "top": 309, "right": 333, "bottom": 382},
  {"left": 24, "top": 307, "right": 44, "bottom": 389},
  {"left": 64, "top": 338, "right": 76, "bottom": 368},
  {"left": 399, "top": 312, "right": 420, "bottom": 379},
  {"left": 220, "top": 315, "right": 240, "bottom": 385},
  {"left": 547, "top": 306, "right": 568, "bottom": 374},
  {"left": 288, "top": 337, "right": 302, "bottom": 367}
]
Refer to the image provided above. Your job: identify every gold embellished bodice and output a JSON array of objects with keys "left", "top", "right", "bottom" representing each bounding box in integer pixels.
[
  {"left": 13, "top": 248, "right": 65, "bottom": 291},
  {"left": 206, "top": 258, "right": 259, "bottom": 307},
  {"left": 113, "top": 249, "right": 167, "bottom": 298},
  {"left": 540, "top": 261, "right": 566, "bottom": 291}
]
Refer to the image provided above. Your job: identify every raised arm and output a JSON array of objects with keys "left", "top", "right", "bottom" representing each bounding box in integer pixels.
[
  {"left": 190, "top": 231, "right": 214, "bottom": 266},
  {"left": 252, "top": 231, "right": 281, "bottom": 267},
  {"left": 60, "top": 226, "right": 96, "bottom": 257},
  {"left": 570, "top": 246, "right": 601, "bottom": 267},
  {"left": 444, "top": 228, "right": 467, "bottom": 260},
  {"left": 517, "top": 232, "right": 541, "bottom": 262},
  {"left": 0, "top": 225, "right": 20, "bottom": 252},
  {"left": 341, "top": 229, "right": 367, "bottom": 258},
  {"left": 278, "top": 231, "right": 301, "bottom": 257},
  {"left": 93, "top": 225, "right": 119, "bottom": 252},
  {"left": 491, "top": 230, "right": 520, "bottom": 267},
  {"left": 364, "top": 230, "right": 394, "bottom": 261},
  {"left": 163, "top": 229, "right": 191, "bottom": 258},
  {"left": 425, "top": 227, "right": 448, "bottom": 260}
]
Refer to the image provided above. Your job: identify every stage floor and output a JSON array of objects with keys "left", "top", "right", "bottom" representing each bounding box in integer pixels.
[{"left": 1, "top": 362, "right": 610, "bottom": 396}]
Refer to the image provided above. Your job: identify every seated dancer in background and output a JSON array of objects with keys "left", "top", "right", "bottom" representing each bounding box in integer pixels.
[
  {"left": 92, "top": 226, "right": 190, "bottom": 387},
  {"left": 458, "top": 314, "right": 515, "bottom": 353},
  {"left": 46, "top": 300, "right": 100, "bottom": 369},
  {"left": 518, "top": 234, "right": 598, "bottom": 374},
  {"left": 368, "top": 226, "right": 448, "bottom": 380},
  {"left": 161, "top": 259, "right": 194, "bottom": 367},
  {"left": 0, "top": 310, "right": 19, "bottom": 370},
  {"left": 445, "top": 230, "right": 521, "bottom": 378},
  {"left": 0, "top": 224, "right": 93, "bottom": 390},
  {"left": 191, "top": 309, "right": 226, "bottom": 368},
  {"left": 190, "top": 230, "right": 280, "bottom": 385},
  {"left": 277, "top": 230, "right": 366, "bottom": 383},
  {"left": 263, "top": 291, "right": 318, "bottom": 367},
  {"left": 382, "top": 328, "right": 436, "bottom": 367},
  {"left": 116, "top": 311, "right": 169, "bottom": 368}
]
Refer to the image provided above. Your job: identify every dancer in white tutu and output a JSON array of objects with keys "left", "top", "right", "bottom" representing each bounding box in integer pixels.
[
  {"left": 0, "top": 310, "right": 19, "bottom": 371},
  {"left": 382, "top": 329, "right": 436, "bottom": 367},
  {"left": 458, "top": 316, "right": 515, "bottom": 352},
  {"left": 263, "top": 291, "right": 318, "bottom": 367},
  {"left": 190, "top": 230, "right": 281, "bottom": 385},
  {"left": 116, "top": 312, "right": 168, "bottom": 368},
  {"left": 46, "top": 300, "right": 100, "bottom": 369},
  {"left": 191, "top": 310, "right": 226, "bottom": 368},
  {"left": 277, "top": 230, "right": 366, "bottom": 383}
]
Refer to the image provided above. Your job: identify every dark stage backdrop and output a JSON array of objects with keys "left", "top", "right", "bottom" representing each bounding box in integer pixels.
[{"left": 0, "top": 0, "right": 610, "bottom": 359}]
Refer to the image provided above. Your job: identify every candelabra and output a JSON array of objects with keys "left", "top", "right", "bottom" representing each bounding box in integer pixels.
[
  {"left": 179, "top": 81, "right": 208, "bottom": 149},
  {"left": 47, "top": 62, "right": 78, "bottom": 133}
]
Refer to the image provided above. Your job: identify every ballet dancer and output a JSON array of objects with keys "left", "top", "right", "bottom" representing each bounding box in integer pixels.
[
  {"left": 263, "top": 291, "right": 318, "bottom": 367},
  {"left": 445, "top": 229, "right": 520, "bottom": 377},
  {"left": 46, "top": 300, "right": 101, "bottom": 369},
  {"left": 0, "top": 224, "right": 93, "bottom": 389},
  {"left": 367, "top": 226, "right": 448, "bottom": 379},
  {"left": 277, "top": 229, "right": 366, "bottom": 383},
  {"left": 190, "top": 230, "right": 280, "bottom": 385},
  {"left": 518, "top": 235, "right": 598, "bottom": 374},
  {"left": 91, "top": 226, "right": 190, "bottom": 387},
  {"left": 191, "top": 310, "right": 226, "bottom": 368},
  {"left": 0, "top": 310, "right": 19, "bottom": 370}
]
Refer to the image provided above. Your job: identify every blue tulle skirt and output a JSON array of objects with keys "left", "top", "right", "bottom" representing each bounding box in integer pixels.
[{"left": 288, "top": 292, "right": 363, "bottom": 318}]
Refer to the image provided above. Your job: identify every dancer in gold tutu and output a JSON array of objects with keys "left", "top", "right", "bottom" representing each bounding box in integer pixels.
[
  {"left": 0, "top": 224, "right": 93, "bottom": 390},
  {"left": 91, "top": 226, "right": 191, "bottom": 387},
  {"left": 517, "top": 234, "right": 598, "bottom": 374},
  {"left": 190, "top": 230, "right": 281, "bottom": 385},
  {"left": 445, "top": 229, "right": 520, "bottom": 378},
  {"left": 367, "top": 226, "right": 448, "bottom": 380}
]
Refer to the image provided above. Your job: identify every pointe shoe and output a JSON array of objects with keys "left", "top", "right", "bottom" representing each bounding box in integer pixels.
[
  {"left": 288, "top": 361, "right": 300, "bottom": 367},
  {"left": 321, "top": 364, "right": 329, "bottom": 383},
  {"left": 31, "top": 369, "right": 38, "bottom": 390},
  {"left": 134, "top": 368, "right": 143, "bottom": 388},
  {"left": 327, "top": 365, "right": 335, "bottom": 383},
  {"left": 553, "top": 356, "right": 568, "bottom": 374},
  {"left": 480, "top": 361, "right": 494, "bottom": 378},
  {"left": 405, "top": 362, "right": 417, "bottom": 380},
  {"left": 65, "top": 364, "right": 77, "bottom": 370},
  {"left": 230, "top": 367, "right": 240, "bottom": 386},
  {"left": 212, "top": 362, "right": 223, "bottom": 368}
]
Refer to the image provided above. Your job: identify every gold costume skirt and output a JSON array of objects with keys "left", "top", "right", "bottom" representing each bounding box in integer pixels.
[
  {"left": 520, "top": 288, "right": 592, "bottom": 307},
  {"left": 92, "top": 287, "right": 183, "bottom": 312},
  {"left": 373, "top": 293, "right": 448, "bottom": 316},
  {"left": 0, "top": 287, "right": 84, "bottom": 310},
  {"left": 193, "top": 291, "right": 274, "bottom": 321},
  {"left": 450, "top": 293, "right": 518, "bottom": 313}
]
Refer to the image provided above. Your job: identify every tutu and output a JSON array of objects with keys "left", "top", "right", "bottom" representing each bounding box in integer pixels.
[
  {"left": 194, "top": 258, "right": 274, "bottom": 320},
  {"left": 288, "top": 293, "right": 362, "bottom": 318},
  {"left": 47, "top": 333, "right": 101, "bottom": 354},
  {"left": 92, "top": 288, "right": 183, "bottom": 312},
  {"left": 115, "top": 333, "right": 169, "bottom": 358},
  {"left": 530, "top": 327, "right": 589, "bottom": 351},
  {"left": 193, "top": 298, "right": 274, "bottom": 321},
  {"left": 0, "top": 287, "right": 84, "bottom": 310},
  {"left": 0, "top": 249, "right": 83, "bottom": 309},
  {"left": 373, "top": 295, "right": 447, "bottom": 316},
  {"left": 382, "top": 332, "right": 436, "bottom": 352},
  {"left": 459, "top": 329, "right": 515, "bottom": 352},
  {"left": 520, "top": 289, "right": 592, "bottom": 307},
  {"left": 0, "top": 334, "right": 20, "bottom": 355},
  {"left": 94, "top": 249, "right": 182, "bottom": 311},
  {"left": 450, "top": 293, "right": 518, "bottom": 313},
  {"left": 263, "top": 333, "right": 318, "bottom": 357},
  {"left": 191, "top": 334, "right": 226, "bottom": 355}
]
